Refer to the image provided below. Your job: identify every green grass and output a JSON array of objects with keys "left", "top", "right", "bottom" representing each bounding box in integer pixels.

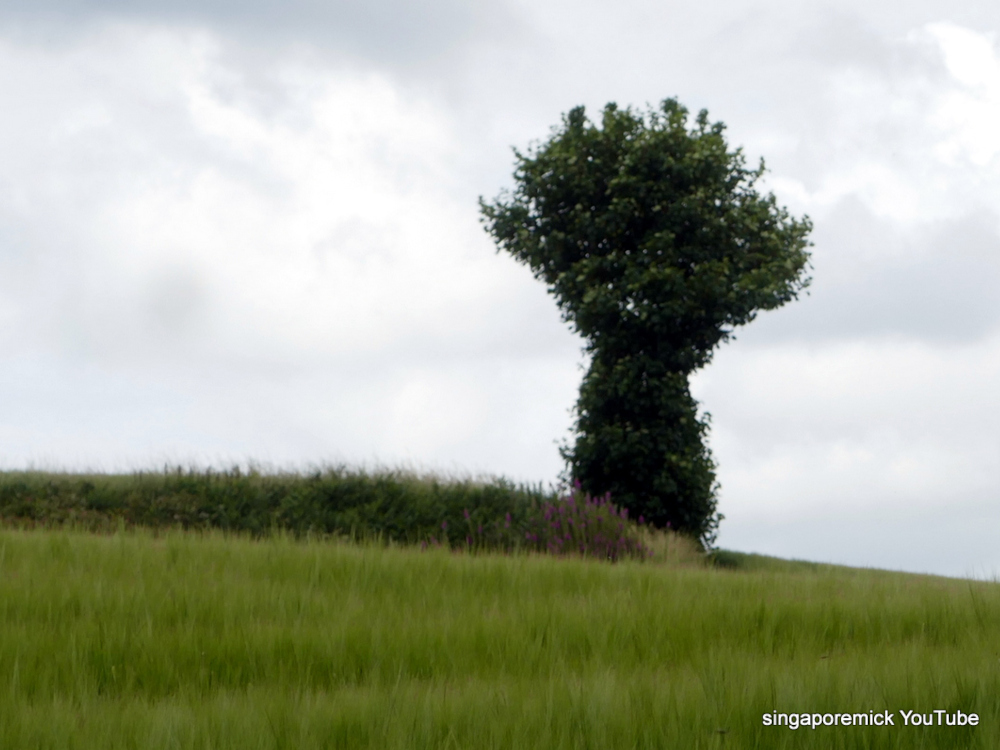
[
  {"left": 708, "top": 548, "right": 852, "bottom": 574},
  {"left": 0, "top": 528, "right": 997, "bottom": 748}
]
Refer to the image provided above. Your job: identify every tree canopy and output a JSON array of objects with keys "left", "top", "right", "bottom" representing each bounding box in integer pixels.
[{"left": 480, "top": 99, "right": 812, "bottom": 544}]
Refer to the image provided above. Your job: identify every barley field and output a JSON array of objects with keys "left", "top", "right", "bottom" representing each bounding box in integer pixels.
[{"left": 0, "top": 528, "right": 997, "bottom": 748}]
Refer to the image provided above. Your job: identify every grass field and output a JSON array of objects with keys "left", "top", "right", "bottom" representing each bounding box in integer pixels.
[{"left": 0, "top": 528, "right": 997, "bottom": 749}]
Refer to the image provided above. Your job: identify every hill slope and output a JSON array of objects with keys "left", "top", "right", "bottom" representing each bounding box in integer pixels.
[{"left": 0, "top": 528, "right": 996, "bottom": 748}]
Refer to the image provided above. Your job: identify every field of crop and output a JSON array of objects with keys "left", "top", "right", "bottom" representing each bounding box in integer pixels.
[{"left": 0, "top": 527, "right": 997, "bottom": 749}]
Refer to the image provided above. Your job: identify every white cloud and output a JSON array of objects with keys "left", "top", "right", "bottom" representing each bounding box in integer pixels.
[
  {"left": 0, "top": 21, "right": 582, "bottom": 479},
  {"left": 756, "top": 22, "right": 1000, "bottom": 230},
  {"left": 696, "top": 333, "right": 1000, "bottom": 572},
  {"left": 0, "top": 22, "right": 539, "bottom": 367},
  {"left": 924, "top": 23, "right": 1000, "bottom": 171}
]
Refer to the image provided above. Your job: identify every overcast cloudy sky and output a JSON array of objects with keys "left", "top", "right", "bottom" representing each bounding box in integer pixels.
[{"left": 1, "top": 0, "right": 998, "bottom": 576}]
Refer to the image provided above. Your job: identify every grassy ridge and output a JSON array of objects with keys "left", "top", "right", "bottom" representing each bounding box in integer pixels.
[{"left": 0, "top": 528, "right": 997, "bottom": 748}]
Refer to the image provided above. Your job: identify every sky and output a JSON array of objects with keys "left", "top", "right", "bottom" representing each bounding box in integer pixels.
[{"left": 0, "top": 0, "right": 998, "bottom": 577}]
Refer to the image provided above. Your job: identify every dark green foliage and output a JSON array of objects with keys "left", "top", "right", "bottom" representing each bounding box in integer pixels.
[
  {"left": 0, "top": 467, "right": 550, "bottom": 549},
  {"left": 572, "top": 360, "right": 717, "bottom": 537},
  {"left": 481, "top": 99, "right": 812, "bottom": 542}
]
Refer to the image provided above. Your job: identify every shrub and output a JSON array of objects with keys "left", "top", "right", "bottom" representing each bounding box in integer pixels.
[
  {"left": 0, "top": 468, "right": 659, "bottom": 563},
  {"left": 522, "top": 485, "right": 649, "bottom": 561},
  {"left": 0, "top": 467, "right": 548, "bottom": 547}
]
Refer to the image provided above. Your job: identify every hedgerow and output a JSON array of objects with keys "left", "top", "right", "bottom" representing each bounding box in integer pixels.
[{"left": 0, "top": 467, "right": 650, "bottom": 560}]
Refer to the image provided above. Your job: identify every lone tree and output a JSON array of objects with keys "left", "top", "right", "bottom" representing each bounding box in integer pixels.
[{"left": 480, "top": 99, "right": 812, "bottom": 545}]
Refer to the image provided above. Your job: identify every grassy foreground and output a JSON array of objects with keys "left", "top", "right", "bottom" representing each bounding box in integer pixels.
[{"left": 0, "top": 529, "right": 998, "bottom": 749}]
